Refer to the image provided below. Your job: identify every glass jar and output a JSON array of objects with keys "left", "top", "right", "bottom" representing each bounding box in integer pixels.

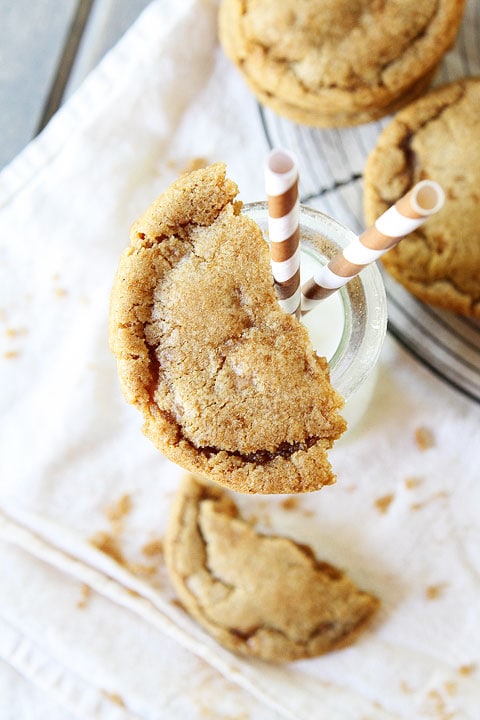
[{"left": 242, "top": 202, "right": 387, "bottom": 430}]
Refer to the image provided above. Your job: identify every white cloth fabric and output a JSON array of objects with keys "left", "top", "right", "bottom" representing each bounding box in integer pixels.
[{"left": 1, "top": 1, "right": 479, "bottom": 718}]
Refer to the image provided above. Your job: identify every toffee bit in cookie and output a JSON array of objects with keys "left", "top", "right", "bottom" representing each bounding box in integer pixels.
[
  {"left": 414, "top": 426, "right": 435, "bottom": 451},
  {"left": 165, "top": 475, "right": 379, "bottom": 662},
  {"left": 374, "top": 493, "right": 394, "bottom": 514}
]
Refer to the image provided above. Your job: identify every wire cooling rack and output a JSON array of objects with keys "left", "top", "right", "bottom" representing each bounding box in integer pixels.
[{"left": 258, "top": 0, "right": 480, "bottom": 402}]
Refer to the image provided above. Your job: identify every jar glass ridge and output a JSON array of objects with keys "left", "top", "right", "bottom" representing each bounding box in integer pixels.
[{"left": 242, "top": 201, "right": 388, "bottom": 426}]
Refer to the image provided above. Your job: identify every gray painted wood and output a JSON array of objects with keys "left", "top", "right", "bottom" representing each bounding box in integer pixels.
[
  {"left": 0, "top": 0, "right": 151, "bottom": 170},
  {"left": 64, "top": 0, "right": 152, "bottom": 97},
  {"left": 0, "top": 0, "right": 78, "bottom": 168}
]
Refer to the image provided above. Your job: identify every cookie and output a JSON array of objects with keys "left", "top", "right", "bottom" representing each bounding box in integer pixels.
[
  {"left": 364, "top": 77, "right": 480, "bottom": 318},
  {"left": 218, "top": 0, "right": 465, "bottom": 127},
  {"left": 165, "top": 475, "right": 380, "bottom": 662},
  {"left": 109, "top": 163, "right": 346, "bottom": 494}
]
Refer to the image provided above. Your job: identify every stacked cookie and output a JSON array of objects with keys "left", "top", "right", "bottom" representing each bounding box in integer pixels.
[
  {"left": 220, "top": 1, "right": 479, "bottom": 318},
  {"left": 219, "top": 0, "right": 466, "bottom": 127},
  {"left": 364, "top": 77, "right": 480, "bottom": 318}
]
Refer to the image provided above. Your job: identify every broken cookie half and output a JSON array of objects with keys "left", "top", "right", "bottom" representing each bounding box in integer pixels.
[
  {"left": 109, "top": 163, "right": 345, "bottom": 494},
  {"left": 165, "top": 475, "right": 380, "bottom": 662}
]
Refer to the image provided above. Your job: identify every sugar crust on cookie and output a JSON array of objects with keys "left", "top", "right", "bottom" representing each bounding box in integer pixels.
[
  {"left": 164, "top": 475, "right": 380, "bottom": 662},
  {"left": 109, "top": 163, "right": 346, "bottom": 494},
  {"left": 364, "top": 77, "right": 480, "bottom": 318},
  {"left": 219, "top": 0, "right": 466, "bottom": 126}
]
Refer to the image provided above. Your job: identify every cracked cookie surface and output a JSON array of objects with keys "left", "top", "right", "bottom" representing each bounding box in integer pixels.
[
  {"left": 218, "top": 0, "right": 465, "bottom": 127},
  {"left": 109, "top": 163, "right": 345, "bottom": 494},
  {"left": 165, "top": 475, "right": 380, "bottom": 662},
  {"left": 364, "top": 78, "right": 480, "bottom": 318}
]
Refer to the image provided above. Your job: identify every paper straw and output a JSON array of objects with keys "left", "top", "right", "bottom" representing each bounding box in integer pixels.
[
  {"left": 301, "top": 180, "right": 445, "bottom": 312},
  {"left": 265, "top": 148, "right": 301, "bottom": 318}
]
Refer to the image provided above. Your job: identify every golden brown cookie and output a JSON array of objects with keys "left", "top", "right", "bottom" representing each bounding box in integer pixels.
[
  {"left": 165, "top": 475, "right": 380, "bottom": 662},
  {"left": 109, "top": 163, "right": 345, "bottom": 494},
  {"left": 218, "top": 0, "right": 465, "bottom": 127},
  {"left": 364, "top": 77, "right": 480, "bottom": 318}
]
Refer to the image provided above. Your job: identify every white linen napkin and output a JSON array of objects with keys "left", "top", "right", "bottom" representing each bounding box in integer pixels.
[{"left": 1, "top": 1, "right": 479, "bottom": 718}]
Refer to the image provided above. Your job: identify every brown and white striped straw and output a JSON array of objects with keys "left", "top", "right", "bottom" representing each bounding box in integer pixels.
[
  {"left": 301, "top": 180, "right": 445, "bottom": 312},
  {"left": 265, "top": 148, "right": 301, "bottom": 318}
]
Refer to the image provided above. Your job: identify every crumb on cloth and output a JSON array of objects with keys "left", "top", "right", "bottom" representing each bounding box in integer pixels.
[
  {"left": 458, "top": 663, "right": 477, "bottom": 676},
  {"left": 280, "top": 497, "right": 299, "bottom": 511},
  {"left": 101, "top": 690, "right": 126, "bottom": 708},
  {"left": 374, "top": 493, "right": 394, "bottom": 514},
  {"left": 105, "top": 493, "right": 132, "bottom": 523},
  {"left": 89, "top": 531, "right": 125, "bottom": 565},
  {"left": 76, "top": 583, "right": 92, "bottom": 609},
  {"left": 404, "top": 476, "right": 423, "bottom": 490},
  {"left": 425, "top": 583, "right": 448, "bottom": 600},
  {"left": 141, "top": 538, "right": 164, "bottom": 557},
  {"left": 414, "top": 426, "right": 435, "bottom": 450}
]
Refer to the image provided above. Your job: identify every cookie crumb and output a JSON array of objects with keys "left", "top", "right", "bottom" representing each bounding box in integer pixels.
[
  {"left": 414, "top": 426, "right": 435, "bottom": 450},
  {"left": 101, "top": 691, "right": 126, "bottom": 708},
  {"left": 141, "top": 538, "right": 164, "bottom": 557},
  {"left": 280, "top": 497, "right": 299, "bottom": 511},
  {"left": 458, "top": 663, "right": 477, "bottom": 676},
  {"left": 404, "top": 476, "right": 423, "bottom": 490},
  {"left": 105, "top": 493, "right": 132, "bottom": 523},
  {"left": 443, "top": 681, "right": 457, "bottom": 696},
  {"left": 171, "top": 597, "right": 185, "bottom": 610},
  {"left": 411, "top": 491, "right": 449, "bottom": 511},
  {"left": 5, "top": 326, "right": 27, "bottom": 338},
  {"left": 76, "top": 583, "right": 92, "bottom": 609},
  {"left": 128, "top": 562, "right": 158, "bottom": 578},
  {"left": 90, "top": 531, "right": 125, "bottom": 565},
  {"left": 53, "top": 287, "right": 68, "bottom": 298},
  {"left": 182, "top": 157, "right": 208, "bottom": 174},
  {"left": 425, "top": 583, "right": 448, "bottom": 600},
  {"left": 374, "top": 493, "right": 394, "bottom": 514},
  {"left": 126, "top": 588, "right": 141, "bottom": 599},
  {"left": 2, "top": 350, "right": 19, "bottom": 360},
  {"left": 423, "top": 689, "right": 455, "bottom": 720}
]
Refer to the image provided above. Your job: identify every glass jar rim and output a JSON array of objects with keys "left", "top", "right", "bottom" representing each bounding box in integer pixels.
[{"left": 242, "top": 201, "right": 387, "bottom": 401}]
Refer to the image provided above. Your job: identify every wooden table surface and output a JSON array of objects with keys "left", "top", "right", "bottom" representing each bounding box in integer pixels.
[{"left": 0, "top": 0, "right": 152, "bottom": 170}]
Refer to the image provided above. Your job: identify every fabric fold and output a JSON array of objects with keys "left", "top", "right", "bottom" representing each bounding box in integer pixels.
[{"left": 1, "top": 0, "right": 479, "bottom": 718}]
